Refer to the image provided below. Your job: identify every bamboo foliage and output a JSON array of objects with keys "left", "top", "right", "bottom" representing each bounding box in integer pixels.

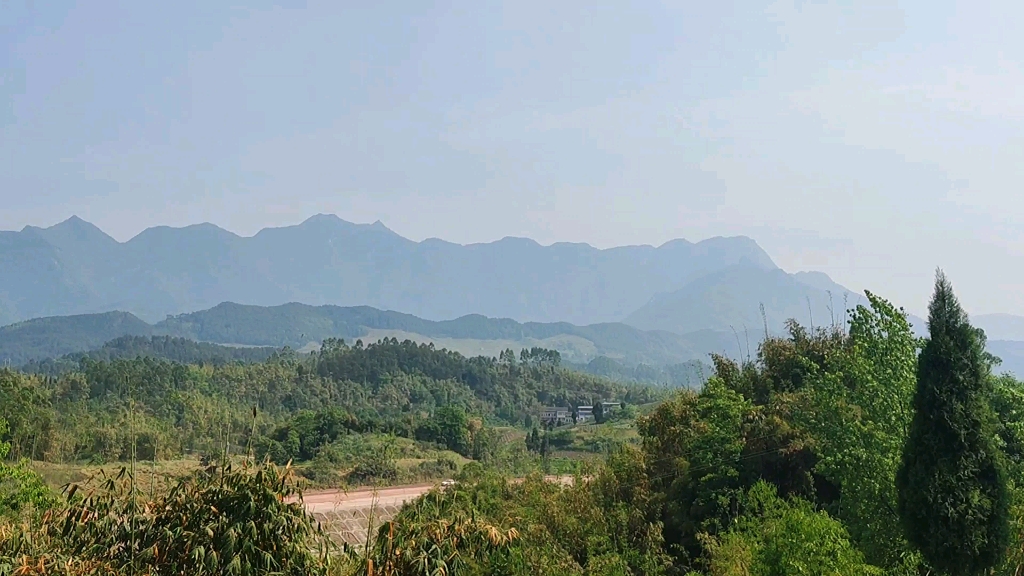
[
  {"left": 2, "top": 462, "right": 334, "bottom": 576},
  {"left": 351, "top": 490, "right": 519, "bottom": 576}
]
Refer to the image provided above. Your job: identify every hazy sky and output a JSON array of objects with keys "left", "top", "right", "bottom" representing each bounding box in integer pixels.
[{"left": 4, "top": 0, "right": 1024, "bottom": 317}]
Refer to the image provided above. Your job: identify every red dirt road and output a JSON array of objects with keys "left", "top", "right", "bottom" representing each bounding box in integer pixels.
[
  {"left": 300, "top": 484, "right": 436, "bottom": 514},
  {"left": 297, "top": 475, "right": 576, "bottom": 514}
]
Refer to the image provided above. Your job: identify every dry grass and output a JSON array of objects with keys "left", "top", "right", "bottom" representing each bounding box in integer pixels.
[{"left": 30, "top": 457, "right": 237, "bottom": 496}]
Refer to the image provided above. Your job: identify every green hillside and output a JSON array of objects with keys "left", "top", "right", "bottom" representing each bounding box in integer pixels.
[
  {"left": 21, "top": 335, "right": 281, "bottom": 375},
  {"left": 1, "top": 337, "right": 662, "bottom": 467},
  {"left": 0, "top": 303, "right": 740, "bottom": 372},
  {"left": 0, "top": 311, "right": 154, "bottom": 366}
]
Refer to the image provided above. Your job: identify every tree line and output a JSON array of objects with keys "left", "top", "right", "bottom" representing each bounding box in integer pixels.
[{"left": 0, "top": 338, "right": 659, "bottom": 465}]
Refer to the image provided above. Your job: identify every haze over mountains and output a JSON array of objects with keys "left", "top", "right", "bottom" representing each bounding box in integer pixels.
[
  {"left": 5, "top": 214, "right": 840, "bottom": 329},
  {"left": 7, "top": 213, "right": 1024, "bottom": 376}
]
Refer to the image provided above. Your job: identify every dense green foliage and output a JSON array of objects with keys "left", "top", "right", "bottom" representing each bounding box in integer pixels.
[
  {"left": 703, "top": 482, "right": 881, "bottom": 576},
  {"left": 357, "top": 446, "right": 671, "bottom": 576},
  {"left": 0, "top": 463, "right": 332, "bottom": 576},
  {"left": 0, "top": 338, "right": 657, "bottom": 467},
  {"left": 351, "top": 290, "right": 961, "bottom": 575},
  {"left": 3, "top": 285, "right": 1024, "bottom": 576},
  {"left": 897, "top": 273, "right": 1011, "bottom": 575},
  {"left": 633, "top": 289, "right": 1014, "bottom": 575},
  {"left": 0, "top": 417, "right": 54, "bottom": 520}
]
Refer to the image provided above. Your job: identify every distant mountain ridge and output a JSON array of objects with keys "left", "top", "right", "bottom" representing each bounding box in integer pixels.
[
  {"left": 626, "top": 266, "right": 866, "bottom": 335},
  {"left": 0, "top": 214, "right": 777, "bottom": 327},
  {"left": 4, "top": 214, "right": 939, "bottom": 349},
  {"left": 9, "top": 303, "right": 1024, "bottom": 383},
  {"left": 0, "top": 303, "right": 739, "bottom": 368},
  {"left": 22, "top": 335, "right": 280, "bottom": 375}
]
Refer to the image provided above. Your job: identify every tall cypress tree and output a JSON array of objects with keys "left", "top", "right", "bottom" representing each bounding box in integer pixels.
[{"left": 897, "top": 271, "right": 1011, "bottom": 575}]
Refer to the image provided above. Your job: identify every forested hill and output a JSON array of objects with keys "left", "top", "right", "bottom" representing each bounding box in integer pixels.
[
  {"left": 0, "top": 311, "right": 154, "bottom": 365},
  {"left": 21, "top": 335, "right": 280, "bottom": 374},
  {"left": 0, "top": 303, "right": 736, "bottom": 368},
  {"left": 0, "top": 214, "right": 775, "bottom": 326},
  {"left": 1, "top": 337, "right": 663, "bottom": 466}
]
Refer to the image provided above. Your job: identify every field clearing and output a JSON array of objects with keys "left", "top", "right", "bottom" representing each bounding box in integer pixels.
[{"left": 29, "top": 450, "right": 470, "bottom": 498}]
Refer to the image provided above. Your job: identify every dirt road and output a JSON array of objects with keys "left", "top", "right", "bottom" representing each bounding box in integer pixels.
[
  {"left": 300, "top": 483, "right": 436, "bottom": 514},
  {"left": 298, "top": 475, "right": 576, "bottom": 514}
]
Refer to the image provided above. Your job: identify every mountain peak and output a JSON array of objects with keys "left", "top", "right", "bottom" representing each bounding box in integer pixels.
[
  {"left": 702, "top": 236, "right": 777, "bottom": 269},
  {"left": 48, "top": 215, "right": 97, "bottom": 232},
  {"left": 302, "top": 213, "right": 346, "bottom": 226},
  {"left": 25, "top": 215, "right": 118, "bottom": 247},
  {"left": 294, "top": 214, "right": 399, "bottom": 235},
  {"left": 793, "top": 270, "right": 838, "bottom": 290},
  {"left": 657, "top": 238, "right": 695, "bottom": 249},
  {"left": 122, "top": 223, "right": 241, "bottom": 254}
]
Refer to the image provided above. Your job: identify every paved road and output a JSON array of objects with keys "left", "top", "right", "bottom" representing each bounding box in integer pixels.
[{"left": 298, "top": 475, "right": 575, "bottom": 514}]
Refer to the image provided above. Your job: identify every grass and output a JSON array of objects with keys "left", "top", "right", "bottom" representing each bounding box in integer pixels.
[
  {"left": 31, "top": 457, "right": 212, "bottom": 496},
  {"left": 28, "top": 434, "right": 471, "bottom": 496}
]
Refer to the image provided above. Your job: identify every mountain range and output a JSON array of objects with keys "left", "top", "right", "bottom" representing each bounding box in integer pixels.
[
  {"left": 3, "top": 214, "right": 859, "bottom": 334},
  {"left": 6, "top": 213, "right": 1024, "bottom": 376}
]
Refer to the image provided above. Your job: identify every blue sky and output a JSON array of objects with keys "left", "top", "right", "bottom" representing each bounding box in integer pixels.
[{"left": 3, "top": 0, "right": 1024, "bottom": 316}]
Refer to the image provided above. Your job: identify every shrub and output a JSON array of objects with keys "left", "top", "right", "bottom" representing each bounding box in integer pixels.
[
  {"left": 706, "top": 482, "right": 882, "bottom": 576},
  {"left": 0, "top": 418, "right": 56, "bottom": 519},
  {"left": 4, "top": 462, "right": 333, "bottom": 576}
]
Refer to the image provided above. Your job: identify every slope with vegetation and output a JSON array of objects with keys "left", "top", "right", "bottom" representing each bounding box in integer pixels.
[
  {"left": 342, "top": 280, "right": 1024, "bottom": 575},
  {"left": 0, "top": 312, "right": 154, "bottom": 366},
  {"left": 3, "top": 281, "right": 1024, "bottom": 575},
  {"left": 22, "top": 335, "right": 280, "bottom": 375},
  {"left": 0, "top": 338, "right": 658, "bottom": 471}
]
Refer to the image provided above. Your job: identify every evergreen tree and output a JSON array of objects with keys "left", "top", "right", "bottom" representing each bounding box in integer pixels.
[
  {"left": 896, "top": 271, "right": 1011, "bottom": 575},
  {"left": 525, "top": 427, "right": 541, "bottom": 453}
]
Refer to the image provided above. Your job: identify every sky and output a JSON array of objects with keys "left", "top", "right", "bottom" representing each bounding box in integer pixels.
[{"left": 3, "top": 0, "right": 1024, "bottom": 317}]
